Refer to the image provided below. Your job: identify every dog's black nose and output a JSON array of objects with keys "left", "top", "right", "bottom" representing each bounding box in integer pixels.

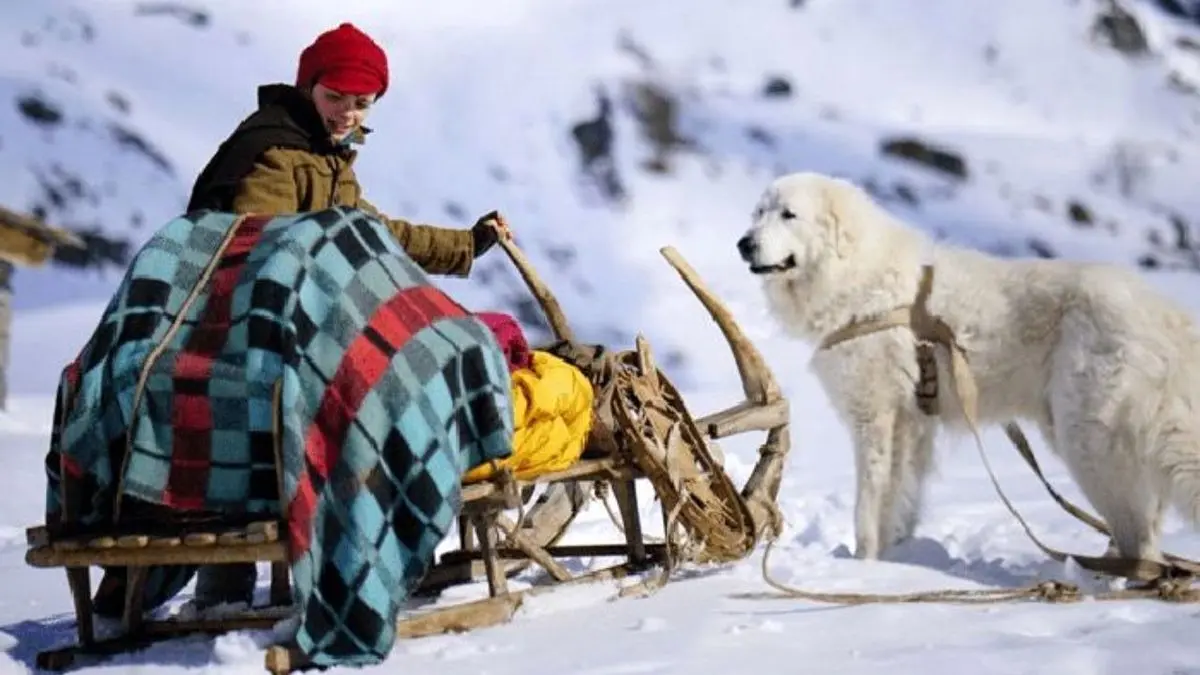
[{"left": 736, "top": 235, "right": 758, "bottom": 262}]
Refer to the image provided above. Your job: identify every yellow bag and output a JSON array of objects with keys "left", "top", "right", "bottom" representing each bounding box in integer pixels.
[{"left": 463, "top": 350, "right": 594, "bottom": 483}]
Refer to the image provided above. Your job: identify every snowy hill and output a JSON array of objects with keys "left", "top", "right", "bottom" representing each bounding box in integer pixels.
[
  {"left": 3, "top": 1, "right": 1200, "bottom": 673},
  {"left": 6, "top": 0, "right": 1200, "bottom": 381}
]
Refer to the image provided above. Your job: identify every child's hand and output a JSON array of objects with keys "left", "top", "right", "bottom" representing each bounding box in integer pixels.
[{"left": 472, "top": 210, "right": 512, "bottom": 257}]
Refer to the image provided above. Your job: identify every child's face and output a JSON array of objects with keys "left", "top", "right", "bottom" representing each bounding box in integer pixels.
[{"left": 311, "top": 82, "right": 377, "bottom": 142}]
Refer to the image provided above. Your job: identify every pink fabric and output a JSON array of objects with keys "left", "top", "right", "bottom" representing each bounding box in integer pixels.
[{"left": 476, "top": 311, "right": 532, "bottom": 373}]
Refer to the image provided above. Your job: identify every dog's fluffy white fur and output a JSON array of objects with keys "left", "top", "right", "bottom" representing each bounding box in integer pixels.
[{"left": 738, "top": 171, "right": 1200, "bottom": 562}]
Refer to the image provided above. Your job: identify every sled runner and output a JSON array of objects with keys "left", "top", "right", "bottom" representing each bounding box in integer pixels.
[{"left": 23, "top": 208, "right": 792, "bottom": 673}]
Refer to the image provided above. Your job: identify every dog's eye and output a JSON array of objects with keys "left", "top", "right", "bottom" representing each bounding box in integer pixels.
[{"left": 780, "top": 209, "right": 796, "bottom": 220}]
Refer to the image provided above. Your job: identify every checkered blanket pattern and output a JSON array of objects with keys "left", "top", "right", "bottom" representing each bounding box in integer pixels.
[{"left": 43, "top": 207, "right": 514, "bottom": 667}]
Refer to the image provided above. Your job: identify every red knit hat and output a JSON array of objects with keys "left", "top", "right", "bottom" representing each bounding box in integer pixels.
[{"left": 295, "top": 23, "right": 389, "bottom": 98}]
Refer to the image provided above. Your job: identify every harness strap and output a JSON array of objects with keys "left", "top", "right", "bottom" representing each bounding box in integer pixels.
[{"left": 817, "top": 265, "right": 1199, "bottom": 583}]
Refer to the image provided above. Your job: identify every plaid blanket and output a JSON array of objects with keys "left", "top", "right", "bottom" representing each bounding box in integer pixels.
[{"left": 43, "top": 207, "right": 514, "bottom": 667}]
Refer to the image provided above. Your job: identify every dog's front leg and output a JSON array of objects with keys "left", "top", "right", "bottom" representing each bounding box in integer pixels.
[
  {"left": 850, "top": 412, "right": 895, "bottom": 560},
  {"left": 883, "top": 416, "right": 936, "bottom": 549}
]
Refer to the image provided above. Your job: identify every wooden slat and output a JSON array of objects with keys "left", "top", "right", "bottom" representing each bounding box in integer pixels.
[
  {"left": 494, "top": 514, "right": 572, "bottom": 582},
  {"left": 246, "top": 521, "right": 278, "bottom": 537},
  {"left": 695, "top": 398, "right": 790, "bottom": 439},
  {"left": 147, "top": 536, "right": 182, "bottom": 548},
  {"left": 0, "top": 205, "right": 85, "bottom": 247},
  {"left": 35, "top": 606, "right": 295, "bottom": 670},
  {"left": 439, "top": 543, "right": 667, "bottom": 565},
  {"left": 183, "top": 533, "right": 217, "bottom": 547},
  {"left": 116, "top": 535, "right": 150, "bottom": 549},
  {"left": 458, "top": 457, "right": 637, "bottom": 497},
  {"left": 26, "top": 541, "right": 287, "bottom": 568},
  {"left": 266, "top": 561, "right": 644, "bottom": 674}
]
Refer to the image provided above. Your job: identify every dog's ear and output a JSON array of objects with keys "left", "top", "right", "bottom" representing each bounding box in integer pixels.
[{"left": 818, "top": 179, "right": 858, "bottom": 258}]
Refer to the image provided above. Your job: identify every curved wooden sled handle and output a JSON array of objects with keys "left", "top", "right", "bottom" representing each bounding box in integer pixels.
[
  {"left": 496, "top": 236, "right": 576, "bottom": 344},
  {"left": 658, "top": 246, "right": 792, "bottom": 538}
]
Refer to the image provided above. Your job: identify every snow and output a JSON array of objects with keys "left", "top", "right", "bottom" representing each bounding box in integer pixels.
[{"left": 3, "top": 0, "right": 1200, "bottom": 673}]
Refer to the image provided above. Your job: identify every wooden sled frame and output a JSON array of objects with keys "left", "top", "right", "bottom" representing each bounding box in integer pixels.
[
  {"left": 427, "top": 457, "right": 661, "bottom": 598},
  {"left": 23, "top": 235, "right": 793, "bottom": 674},
  {"left": 23, "top": 457, "right": 659, "bottom": 672}
]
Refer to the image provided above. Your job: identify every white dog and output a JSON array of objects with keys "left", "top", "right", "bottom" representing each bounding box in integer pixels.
[{"left": 737, "top": 171, "right": 1200, "bottom": 564}]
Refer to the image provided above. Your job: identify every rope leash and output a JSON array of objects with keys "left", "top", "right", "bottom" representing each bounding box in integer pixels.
[{"left": 737, "top": 531, "right": 1199, "bottom": 605}]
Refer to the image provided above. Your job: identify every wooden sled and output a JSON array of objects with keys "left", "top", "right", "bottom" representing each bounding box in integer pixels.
[
  {"left": 24, "top": 237, "right": 793, "bottom": 674},
  {"left": 23, "top": 457, "right": 655, "bottom": 673}
]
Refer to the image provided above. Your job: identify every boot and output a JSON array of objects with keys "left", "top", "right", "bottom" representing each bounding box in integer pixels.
[{"left": 194, "top": 562, "right": 258, "bottom": 610}]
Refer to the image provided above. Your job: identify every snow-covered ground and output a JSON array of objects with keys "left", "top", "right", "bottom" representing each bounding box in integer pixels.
[
  {"left": 5, "top": 270, "right": 1200, "bottom": 675},
  {"left": 3, "top": 0, "right": 1200, "bottom": 673}
]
